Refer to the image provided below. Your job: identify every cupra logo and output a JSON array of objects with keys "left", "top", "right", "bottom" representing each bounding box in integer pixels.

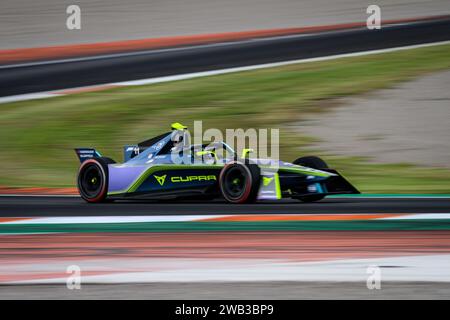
[
  {"left": 154, "top": 174, "right": 167, "bottom": 186},
  {"left": 263, "top": 176, "right": 274, "bottom": 186}
]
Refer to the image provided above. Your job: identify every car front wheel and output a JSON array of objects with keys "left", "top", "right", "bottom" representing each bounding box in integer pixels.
[{"left": 219, "top": 161, "right": 260, "bottom": 204}]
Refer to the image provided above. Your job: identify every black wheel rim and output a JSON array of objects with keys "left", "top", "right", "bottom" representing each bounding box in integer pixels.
[
  {"left": 79, "top": 164, "right": 103, "bottom": 198},
  {"left": 223, "top": 166, "right": 247, "bottom": 199}
]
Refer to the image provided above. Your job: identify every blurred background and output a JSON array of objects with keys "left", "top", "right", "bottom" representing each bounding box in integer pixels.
[
  {"left": 0, "top": 0, "right": 449, "bottom": 193},
  {"left": 1, "top": 0, "right": 449, "bottom": 49}
]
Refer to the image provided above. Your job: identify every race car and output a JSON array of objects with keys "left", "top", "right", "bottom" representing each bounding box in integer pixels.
[{"left": 75, "top": 123, "right": 359, "bottom": 203}]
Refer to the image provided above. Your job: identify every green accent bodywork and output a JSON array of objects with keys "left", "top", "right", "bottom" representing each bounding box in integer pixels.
[
  {"left": 274, "top": 173, "right": 282, "bottom": 199},
  {"left": 171, "top": 122, "right": 188, "bottom": 130},
  {"left": 262, "top": 176, "right": 273, "bottom": 186},
  {"left": 108, "top": 164, "right": 223, "bottom": 195},
  {"left": 196, "top": 150, "right": 219, "bottom": 162},
  {"left": 108, "top": 162, "right": 332, "bottom": 196},
  {"left": 154, "top": 174, "right": 167, "bottom": 186},
  {"left": 241, "top": 148, "right": 254, "bottom": 158},
  {"left": 275, "top": 166, "right": 331, "bottom": 177}
]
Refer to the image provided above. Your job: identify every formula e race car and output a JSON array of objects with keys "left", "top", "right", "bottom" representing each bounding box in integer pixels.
[{"left": 75, "top": 123, "right": 359, "bottom": 203}]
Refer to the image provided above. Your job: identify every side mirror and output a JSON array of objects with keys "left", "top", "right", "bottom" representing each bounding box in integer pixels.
[
  {"left": 241, "top": 148, "right": 254, "bottom": 158},
  {"left": 196, "top": 150, "right": 218, "bottom": 162}
]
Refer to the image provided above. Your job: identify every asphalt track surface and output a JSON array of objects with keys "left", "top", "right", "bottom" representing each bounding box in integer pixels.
[
  {"left": 2, "top": 282, "right": 450, "bottom": 300},
  {"left": 1, "top": 18, "right": 450, "bottom": 97},
  {"left": 1, "top": 196, "right": 450, "bottom": 217},
  {"left": 2, "top": 197, "right": 450, "bottom": 300}
]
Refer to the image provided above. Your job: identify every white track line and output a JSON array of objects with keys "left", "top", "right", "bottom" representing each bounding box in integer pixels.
[
  {"left": 115, "top": 41, "right": 450, "bottom": 86},
  {"left": 0, "top": 92, "right": 63, "bottom": 104},
  {"left": 1, "top": 40, "right": 449, "bottom": 105},
  {"left": 2, "top": 213, "right": 450, "bottom": 225},
  {"left": 8, "top": 254, "right": 450, "bottom": 284},
  {"left": 1, "top": 215, "right": 228, "bottom": 224},
  {"left": 380, "top": 213, "right": 450, "bottom": 220}
]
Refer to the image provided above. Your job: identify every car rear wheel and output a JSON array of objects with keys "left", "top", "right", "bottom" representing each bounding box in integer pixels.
[
  {"left": 219, "top": 162, "right": 260, "bottom": 204},
  {"left": 293, "top": 156, "right": 328, "bottom": 203},
  {"left": 77, "top": 157, "right": 115, "bottom": 203}
]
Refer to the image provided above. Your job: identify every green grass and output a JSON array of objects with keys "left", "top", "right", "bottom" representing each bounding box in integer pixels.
[{"left": 1, "top": 44, "right": 450, "bottom": 192}]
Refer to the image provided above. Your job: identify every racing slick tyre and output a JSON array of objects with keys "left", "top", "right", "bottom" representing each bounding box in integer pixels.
[
  {"left": 219, "top": 161, "right": 260, "bottom": 204},
  {"left": 77, "top": 157, "right": 115, "bottom": 203},
  {"left": 293, "top": 156, "right": 328, "bottom": 203}
]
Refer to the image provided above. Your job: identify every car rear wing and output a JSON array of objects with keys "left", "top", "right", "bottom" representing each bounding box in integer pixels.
[{"left": 74, "top": 148, "right": 102, "bottom": 163}]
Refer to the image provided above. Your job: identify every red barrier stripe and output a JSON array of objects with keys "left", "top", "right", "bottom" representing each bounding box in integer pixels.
[{"left": 1, "top": 15, "right": 448, "bottom": 64}]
